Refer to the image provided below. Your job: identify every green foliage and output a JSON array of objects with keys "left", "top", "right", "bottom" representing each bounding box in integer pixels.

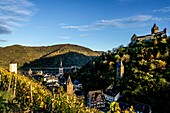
[
  {"left": 73, "top": 51, "right": 118, "bottom": 91},
  {"left": 0, "top": 91, "right": 11, "bottom": 112},
  {"left": 76, "top": 36, "right": 170, "bottom": 112},
  {"left": 53, "top": 87, "right": 102, "bottom": 113},
  {"left": 0, "top": 68, "right": 101, "bottom": 112},
  {"left": 0, "top": 68, "right": 52, "bottom": 112},
  {"left": 117, "top": 36, "right": 170, "bottom": 112}
]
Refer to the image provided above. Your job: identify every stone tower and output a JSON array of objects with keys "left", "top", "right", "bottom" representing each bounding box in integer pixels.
[
  {"left": 9, "top": 61, "right": 17, "bottom": 74},
  {"left": 116, "top": 60, "right": 124, "bottom": 79},
  {"left": 59, "top": 60, "right": 64, "bottom": 76},
  {"left": 151, "top": 23, "right": 159, "bottom": 34},
  {"left": 66, "top": 75, "right": 74, "bottom": 96}
]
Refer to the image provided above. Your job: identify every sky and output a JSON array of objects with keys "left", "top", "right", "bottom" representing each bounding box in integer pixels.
[{"left": 0, "top": 0, "right": 170, "bottom": 51}]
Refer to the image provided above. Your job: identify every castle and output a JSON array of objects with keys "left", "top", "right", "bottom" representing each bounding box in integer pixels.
[{"left": 131, "top": 24, "right": 167, "bottom": 43}]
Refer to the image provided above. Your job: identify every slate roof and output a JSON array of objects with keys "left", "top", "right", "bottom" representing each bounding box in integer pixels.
[{"left": 67, "top": 75, "right": 73, "bottom": 85}]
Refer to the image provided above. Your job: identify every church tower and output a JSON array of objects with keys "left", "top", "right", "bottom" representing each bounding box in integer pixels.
[
  {"left": 66, "top": 75, "right": 74, "bottom": 96},
  {"left": 116, "top": 59, "right": 124, "bottom": 79},
  {"left": 59, "top": 60, "right": 64, "bottom": 76},
  {"left": 9, "top": 61, "right": 17, "bottom": 74},
  {"left": 151, "top": 23, "right": 159, "bottom": 34}
]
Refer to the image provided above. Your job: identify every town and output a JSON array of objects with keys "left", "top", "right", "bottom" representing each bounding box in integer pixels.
[
  {"left": 4, "top": 23, "right": 166, "bottom": 113},
  {"left": 0, "top": 0, "right": 170, "bottom": 112}
]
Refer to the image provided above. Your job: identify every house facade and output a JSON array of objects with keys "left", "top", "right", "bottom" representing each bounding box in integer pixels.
[{"left": 87, "top": 90, "right": 106, "bottom": 108}]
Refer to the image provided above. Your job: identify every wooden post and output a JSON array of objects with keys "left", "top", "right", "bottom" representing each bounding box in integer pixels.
[
  {"left": 0, "top": 74, "right": 1, "bottom": 86},
  {"left": 8, "top": 75, "right": 12, "bottom": 92},
  {"left": 30, "top": 83, "right": 33, "bottom": 113},
  {"left": 51, "top": 79, "right": 55, "bottom": 112},
  {"left": 31, "top": 83, "right": 33, "bottom": 102},
  {"left": 13, "top": 74, "right": 17, "bottom": 97}
]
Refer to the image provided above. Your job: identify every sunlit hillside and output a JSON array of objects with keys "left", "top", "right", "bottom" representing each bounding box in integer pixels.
[{"left": 0, "top": 68, "right": 102, "bottom": 112}]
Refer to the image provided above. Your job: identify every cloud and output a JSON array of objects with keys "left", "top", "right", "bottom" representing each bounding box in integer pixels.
[
  {"left": 0, "top": 0, "right": 37, "bottom": 35},
  {"left": 153, "top": 7, "right": 170, "bottom": 13},
  {"left": 79, "top": 34, "right": 87, "bottom": 37},
  {"left": 0, "top": 5, "right": 32, "bottom": 16},
  {"left": 0, "top": 25, "right": 12, "bottom": 34},
  {"left": 0, "top": 39, "right": 7, "bottom": 42},
  {"left": 62, "top": 24, "right": 103, "bottom": 31},
  {"left": 62, "top": 15, "right": 168, "bottom": 31},
  {"left": 57, "top": 36, "right": 70, "bottom": 39}
]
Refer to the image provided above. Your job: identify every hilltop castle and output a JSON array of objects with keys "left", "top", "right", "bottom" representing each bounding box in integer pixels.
[{"left": 131, "top": 24, "right": 167, "bottom": 43}]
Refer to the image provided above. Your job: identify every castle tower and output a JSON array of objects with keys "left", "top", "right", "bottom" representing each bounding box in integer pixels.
[
  {"left": 131, "top": 34, "right": 137, "bottom": 42},
  {"left": 151, "top": 23, "right": 159, "bottom": 34},
  {"left": 116, "top": 60, "right": 124, "bottom": 79},
  {"left": 66, "top": 75, "right": 74, "bottom": 96},
  {"left": 59, "top": 60, "right": 64, "bottom": 76},
  {"left": 9, "top": 61, "right": 17, "bottom": 74}
]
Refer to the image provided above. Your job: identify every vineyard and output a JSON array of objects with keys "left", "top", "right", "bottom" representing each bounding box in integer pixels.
[{"left": 0, "top": 68, "right": 101, "bottom": 113}]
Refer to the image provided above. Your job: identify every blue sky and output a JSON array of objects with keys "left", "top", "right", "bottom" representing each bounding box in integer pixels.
[{"left": 0, "top": 0, "right": 170, "bottom": 51}]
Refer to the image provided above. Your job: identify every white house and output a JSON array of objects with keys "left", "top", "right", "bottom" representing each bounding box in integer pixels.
[
  {"left": 104, "top": 83, "right": 121, "bottom": 103},
  {"left": 46, "top": 76, "right": 58, "bottom": 83},
  {"left": 9, "top": 61, "right": 17, "bottom": 74},
  {"left": 44, "top": 74, "right": 51, "bottom": 82},
  {"left": 104, "top": 91, "right": 120, "bottom": 103}
]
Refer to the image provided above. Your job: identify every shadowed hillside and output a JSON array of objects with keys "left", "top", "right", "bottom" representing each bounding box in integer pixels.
[
  {"left": 0, "top": 44, "right": 100, "bottom": 69},
  {"left": 21, "top": 52, "right": 96, "bottom": 68}
]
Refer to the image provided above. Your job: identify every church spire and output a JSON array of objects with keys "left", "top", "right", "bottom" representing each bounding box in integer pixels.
[
  {"left": 67, "top": 75, "right": 72, "bottom": 85},
  {"left": 59, "top": 59, "right": 64, "bottom": 76},
  {"left": 60, "top": 60, "right": 62, "bottom": 68}
]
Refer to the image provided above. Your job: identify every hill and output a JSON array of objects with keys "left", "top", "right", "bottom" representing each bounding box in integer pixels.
[
  {"left": 0, "top": 44, "right": 100, "bottom": 69},
  {"left": 73, "top": 36, "right": 170, "bottom": 112}
]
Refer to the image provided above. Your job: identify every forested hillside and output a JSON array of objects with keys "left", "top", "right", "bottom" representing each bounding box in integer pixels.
[
  {"left": 74, "top": 36, "right": 170, "bottom": 112},
  {"left": 0, "top": 44, "right": 100, "bottom": 69}
]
